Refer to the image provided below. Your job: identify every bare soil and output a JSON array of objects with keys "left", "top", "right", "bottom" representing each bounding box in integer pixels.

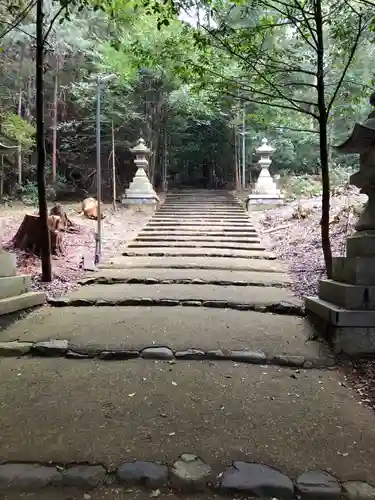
[{"left": 0, "top": 199, "right": 163, "bottom": 299}]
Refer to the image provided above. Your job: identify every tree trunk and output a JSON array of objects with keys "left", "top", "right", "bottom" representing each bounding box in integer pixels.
[
  {"left": 0, "top": 155, "right": 4, "bottom": 197},
  {"left": 12, "top": 214, "right": 63, "bottom": 256},
  {"left": 17, "top": 89, "right": 22, "bottom": 185},
  {"left": 36, "top": 0, "right": 52, "bottom": 281},
  {"left": 51, "top": 58, "right": 59, "bottom": 182},
  {"left": 315, "top": 0, "right": 332, "bottom": 279},
  {"left": 111, "top": 120, "right": 116, "bottom": 211}
]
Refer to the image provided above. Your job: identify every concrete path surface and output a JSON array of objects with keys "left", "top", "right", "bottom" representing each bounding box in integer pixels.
[{"left": 0, "top": 190, "right": 375, "bottom": 499}]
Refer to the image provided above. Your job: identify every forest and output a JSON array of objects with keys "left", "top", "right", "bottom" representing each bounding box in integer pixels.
[{"left": 1, "top": 0, "right": 375, "bottom": 281}]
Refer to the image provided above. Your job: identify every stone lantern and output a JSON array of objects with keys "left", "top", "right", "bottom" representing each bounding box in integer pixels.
[
  {"left": 305, "top": 92, "right": 375, "bottom": 355},
  {"left": 122, "top": 137, "right": 159, "bottom": 206},
  {"left": 246, "top": 138, "right": 283, "bottom": 207}
]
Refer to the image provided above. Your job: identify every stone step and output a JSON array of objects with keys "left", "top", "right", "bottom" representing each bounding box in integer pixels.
[
  {"left": 0, "top": 276, "right": 31, "bottom": 300},
  {"left": 122, "top": 247, "right": 274, "bottom": 260},
  {"left": 79, "top": 268, "right": 292, "bottom": 287},
  {"left": 162, "top": 205, "right": 240, "bottom": 209},
  {"left": 1, "top": 304, "right": 325, "bottom": 361},
  {"left": 53, "top": 283, "right": 301, "bottom": 312},
  {"left": 0, "top": 291, "right": 46, "bottom": 316},
  {"left": 135, "top": 235, "right": 261, "bottom": 243},
  {"left": 152, "top": 217, "right": 250, "bottom": 222},
  {"left": 129, "top": 242, "right": 265, "bottom": 251},
  {"left": 147, "top": 223, "right": 254, "bottom": 228},
  {"left": 99, "top": 255, "right": 284, "bottom": 273},
  {"left": 157, "top": 208, "right": 245, "bottom": 213},
  {"left": 137, "top": 231, "right": 259, "bottom": 238},
  {"left": 142, "top": 227, "right": 258, "bottom": 233},
  {"left": 155, "top": 210, "right": 245, "bottom": 219}
]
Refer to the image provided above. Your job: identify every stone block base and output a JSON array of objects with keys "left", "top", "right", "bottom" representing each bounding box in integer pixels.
[
  {"left": 307, "top": 310, "right": 375, "bottom": 355},
  {"left": 319, "top": 279, "right": 375, "bottom": 309},
  {"left": 0, "top": 291, "right": 46, "bottom": 317},
  {"left": 0, "top": 276, "right": 31, "bottom": 300},
  {"left": 305, "top": 296, "right": 375, "bottom": 327},
  {"left": 247, "top": 194, "right": 284, "bottom": 206},
  {"left": 0, "top": 252, "right": 16, "bottom": 278},
  {"left": 332, "top": 256, "right": 375, "bottom": 285},
  {"left": 122, "top": 198, "right": 159, "bottom": 208}
]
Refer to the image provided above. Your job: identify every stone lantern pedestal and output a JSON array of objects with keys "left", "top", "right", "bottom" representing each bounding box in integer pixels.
[
  {"left": 305, "top": 93, "right": 375, "bottom": 355},
  {"left": 247, "top": 138, "right": 284, "bottom": 208},
  {"left": 122, "top": 137, "right": 159, "bottom": 207}
]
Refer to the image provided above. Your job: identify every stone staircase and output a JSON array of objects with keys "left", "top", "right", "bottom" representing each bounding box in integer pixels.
[
  {"left": 0, "top": 191, "right": 375, "bottom": 498},
  {"left": 0, "top": 252, "right": 45, "bottom": 316}
]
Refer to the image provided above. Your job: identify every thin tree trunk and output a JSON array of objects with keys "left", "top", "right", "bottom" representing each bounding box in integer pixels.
[
  {"left": 36, "top": 0, "right": 52, "bottom": 282},
  {"left": 17, "top": 89, "right": 22, "bottom": 185},
  {"left": 0, "top": 155, "right": 4, "bottom": 197},
  {"left": 316, "top": 0, "right": 332, "bottom": 278},
  {"left": 51, "top": 58, "right": 59, "bottom": 182},
  {"left": 111, "top": 120, "right": 116, "bottom": 211}
]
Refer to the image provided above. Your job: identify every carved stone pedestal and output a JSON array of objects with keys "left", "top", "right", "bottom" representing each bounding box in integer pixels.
[{"left": 305, "top": 93, "right": 375, "bottom": 355}]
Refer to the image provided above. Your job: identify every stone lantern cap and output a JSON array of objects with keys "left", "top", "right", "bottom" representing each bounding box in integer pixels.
[
  {"left": 130, "top": 137, "right": 150, "bottom": 156},
  {"left": 336, "top": 92, "right": 375, "bottom": 154},
  {"left": 256, "top": 138, "right": 275, "bottom": 155}
]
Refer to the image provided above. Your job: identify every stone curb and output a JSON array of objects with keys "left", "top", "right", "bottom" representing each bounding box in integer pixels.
[
  {"left": 77, "top": 277, "right": 289, "bottom": 289},
  {"left": 0, "top": 458, "right": 372, "bottom": 499},
  {"left": 0, "top": 341, "right": 336, "bottom": 368},
  {"left": 47, "top": 297, "right": 305, "bottom": 316}
]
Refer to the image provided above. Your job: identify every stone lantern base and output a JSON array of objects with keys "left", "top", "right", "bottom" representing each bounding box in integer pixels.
[
  {"left": 247, "top": 192, "right": 284, "bottom": 207},
  {"left": 122, "top": 167, "right": 159, "bottom": 208},
  {"left": 305, "top": 231, "right": 375, "bottom": 356}
]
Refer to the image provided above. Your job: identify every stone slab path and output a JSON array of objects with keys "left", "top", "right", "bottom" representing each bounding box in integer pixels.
[{"left": 0, "top": 189, "right": 375, "bottom": 499}]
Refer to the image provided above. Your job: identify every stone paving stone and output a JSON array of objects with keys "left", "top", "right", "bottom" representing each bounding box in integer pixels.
[
  {"left": 295, "top": 470, "right": 341, "bottom": 499},
  {"left": 61, "top": 465, "right": 106, "bottom": 489},
  {"left": 342, "top": 481, "right": 375, "bottom": 500},
  {"left": 0, "top": 464, "right": 61, "bottom": 490},
  {"left": 117, "top": 461, "right": 168, "bottom": 488},
  {"left": 170, "top": 454, "right": 212, "bottom": 491},
  {"left": 141, "top": 347, "right": 174, "bottom": 360},
  {"left": 220, "top": 462, "right": 294, "bottom": 499},
  {"left": 0, "top": 341, "right": 32, "bottom": 356},
  {"left": 32, "top": 339, "right": 68, "bottom": 356},
  {"left": 229, "top": 350, "right": 267, "bottom": 363}
]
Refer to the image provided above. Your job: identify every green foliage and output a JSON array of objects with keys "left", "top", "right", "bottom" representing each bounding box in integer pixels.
[
  {"left": 281, "top": 165, "right": 355, "bottom": 200},
  {"left": 1, "top": 112, "right": 35, "bottom": 149}
]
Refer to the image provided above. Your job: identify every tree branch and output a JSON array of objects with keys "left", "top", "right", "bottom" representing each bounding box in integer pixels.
[
  {"left": 43, "top": 4, "right": 69, "bottom": 43},
  {"left": 0, "top": 0, "right": 36, "bottom": 40},
  {"left": 327, "top": 15, "right": 366, "bottom": 114}
]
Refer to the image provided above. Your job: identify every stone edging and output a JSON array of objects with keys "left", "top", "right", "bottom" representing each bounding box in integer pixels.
[
  {"left": 0, "top": 456, "right": 371, "bottom": 499},
  {"left": 47, "top": 297, "right": 305, "bottom": 316},
  {"left": 78, "top": 277, "right": 289, "bottom": 289},
  {"left": 0, "top": 342, "right": 335, "bottom": 368}
]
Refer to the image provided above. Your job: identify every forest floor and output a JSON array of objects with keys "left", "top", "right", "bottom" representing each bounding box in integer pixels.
[{"left": 0, "top": 198, "right": 164, "bottom": 298}]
